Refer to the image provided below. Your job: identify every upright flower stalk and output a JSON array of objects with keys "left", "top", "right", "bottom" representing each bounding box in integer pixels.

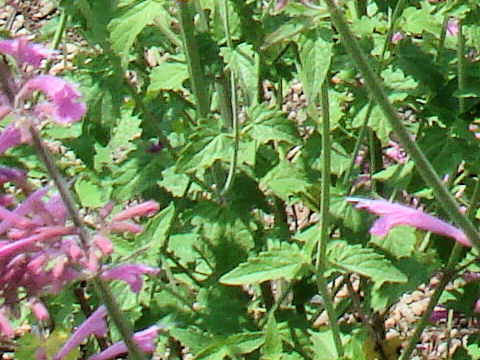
[{"left": 0, "top": 37, "right": 161, "bottom": 359}]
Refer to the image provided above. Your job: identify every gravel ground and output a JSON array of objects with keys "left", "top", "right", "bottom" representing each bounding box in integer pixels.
[{"left": 2, "top": 1, "right": 480, "bottom": 359}]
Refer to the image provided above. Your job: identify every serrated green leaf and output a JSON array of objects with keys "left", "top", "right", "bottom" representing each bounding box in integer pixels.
[
  {"left": 262, "top": 17, "right": 316, "bottom": 50},
  {"left": 370, "top": 225, "right": 418, "bottom": 259},
  {"left": 220, "top": 43, "right": 259, "bottom": 106},
  {"left": 148, "top": 61, "right": 189, "bottom": 93},
  {"left": 262, "top": 314, "right": 283, "bottom": 360},
  {"left": 109, "top": 0, "right": 166, "bottom": 62},
  {"left": 260, "top": 161, "right": 313, "bottom": 203},
  {"left": 93, "top": 108, "right": 142, "bottom": 171},
  {"left": 220, "top": 241, "right": 309, "bottom": 285},
  {"left": 195, "top": 332, "right": 264, "bottom": 360},
  {"left": 74, "top": 178, "right": 111, "bottom": 208},
  {"left": 400, "top": 4, "right": 441, "bottom": 36},
  {"left": 327, "top": 241, "right": 407, "bottom": 288},
  {"left": 310, "top": 331, "right": 338, "bottom": 360},
  {"left": 372, "top": 160, "right": 415, "bottom": 188},
  {"left": 298, "top": 31, "right": 333, "bottom": 103},
  {"left": 246, "top": 103, "right": 299, "bottom": 145}
]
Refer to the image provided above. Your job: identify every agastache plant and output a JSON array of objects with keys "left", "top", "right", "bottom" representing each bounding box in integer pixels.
[{"left": 0, "top": 37, "right": 162, "bottom": 359}]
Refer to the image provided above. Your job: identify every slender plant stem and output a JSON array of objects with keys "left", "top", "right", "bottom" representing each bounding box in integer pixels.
[
  {"left": 51, "top": 9, "right": 68, "bottom": 51},
  {"left": 324, "top": 0, "right": 480, "bottom": 250},
  {"left": 457, "top": 20, "right": 466, "bottom": 113},
  {"left": 219, "top": 0, "right": 239, "bottom": 195},
  {"left": 314, "top": 81, "right": 344, "bottom": 358},
  {"left": 28, "top": 125, "right": 146, "bottom": 360},
  {"left": 177, "top": 0, "right": 210, "bottom": 118}
]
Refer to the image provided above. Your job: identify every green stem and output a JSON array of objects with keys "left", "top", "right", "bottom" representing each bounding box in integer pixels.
[
  {"left": 51, "top": 9, "right": 68, "bottom": 51},
  {"left": 315, "top": 82, "right": 344, "bottom": 358},
  {"left": 220, "top": 0, "right": 239, "bottom": 195},
  {"left": 177, "top": 0, "right": 210, "bottom": 118},
  {"left": 28, "top": 126, "right": 146, "bottom": 360},
  {"left": 324, "top": 0, "right": 480, "bottom": 250},
  {"left": 457, "top": 20, "right": 466, "bottom": 113}
]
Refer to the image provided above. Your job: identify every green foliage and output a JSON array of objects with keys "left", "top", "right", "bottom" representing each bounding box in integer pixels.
[{"left": 13, "top": 0, "right": 480, "bottom": 357}]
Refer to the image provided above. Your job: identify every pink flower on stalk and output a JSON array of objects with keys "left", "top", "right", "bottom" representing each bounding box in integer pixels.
[
  {"left": 101, "top": 264, "right": 160, "bottom": 293},
  {"left": 88, "top": 325, "right": 161, "bottom": 360},
  {"left": 347, "top": 197, "right": 471, "bottom": 247},
  {"left": 53, "top": 306, "right": 108, "bottom": 360},
  {"left": 112, "top": 200, "right": 159, "bottom": 221},
  {"left": 276, "top": 0, "right": 289, "bottom": 10},
  {"left": 19, "top": 75, "right": 86, "bottom": 124},
  {"left": 0, "top": 37, "right": 54, "bottom": 67},
  {"left": 446, "top": 18, "right": 459, "bottom": 36},
  {"left": 391, "top": 31, "right": 404, "bottom": 44}
]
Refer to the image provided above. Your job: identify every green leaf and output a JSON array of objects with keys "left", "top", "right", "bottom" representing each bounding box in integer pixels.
[
  {"left": 262, "top": 17, "right": 317, "bottom": 50},
  {"left": 74, "top": 178, "right": 111, "bottom": 208},
  {"left": 260, "top": 161, "right": 313, "bottom": 203},
  {"left": 327, "top": 241, "right": 407, "bottom": 288},
  {"left": 372, "top": 160, "right": 415, "bottom": 188},
  {"left": 16, "top": 330, "right": 80, "bottom": 360},
  {"left": 109, "top": 0, "right": 166, "bottom": 62},
  {"left": 195, "top": 332, "right": 264, "bottom": 360},
  {"left": 148, "top": 61, "right": 189, "bottom": 93},
  {"left": 220, "top": 240, "right": 310, "bottom": 285},
  {"left": 135, "top": 202, "right": 176, "bottom": 265},
  {"left": 246, "top": 103, "right": 299, "bottom": 145},
  {"left": 297, "top": 31, "right": 333, "bottom": 103},
  {"left": 310, "top": 331, "right": 339, "bottom": 360},
  {"left": 176, "top": 133, "right": 232, "bottom": 173},
  {"left": 93, "top": 108, "right": 142, "bottom": 171},
  {"left": 370, "top": 225, "right": 418, "bottom": 259},
  {"left": 262, "top": 314, "right": 283, "bottom": 360},
  {"left": 220, "top": 43, "right": 259, "bottom": 106},
  {"left": 400, "top": 4, "right": 441, "bottom": 36}
]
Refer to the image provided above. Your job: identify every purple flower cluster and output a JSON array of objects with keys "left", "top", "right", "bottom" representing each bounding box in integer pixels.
[
  {"left": 0, "top": 37, "right": 86, "bottom": 156},
  {"left": 0, "top": 37, "right": 162, "bottom": 358}
]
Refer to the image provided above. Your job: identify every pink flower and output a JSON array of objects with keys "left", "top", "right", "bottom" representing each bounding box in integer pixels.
[
  {"left": 0, "top": 37, "right": 54, "bottom": 67},
  {"left": 0, "top": 123, "right": 23, "bottom": 156},
  {"left": 391, "top": 31, "right": 404, "bottom": 44},
  {"left": 276, "top": 0, "right": 289, "bottom": 10},
  {"left": 347, "top": 197, "right": 471, "bottom": 247},
  {"left": 53, "top": 306, "right": 108, "bottom": 360},
  {"left": 446, "top": 18, "right": 459, "bottom": 36},
  {"left": 101, "top": 264, "right": 160, "bottom": 293},
  {"left": 88, "top": 325, "right": 161, "bottom": 360},
  {"left": 113, "top": 200, "right": 159, "bottom": 221},
  {"left": 19, "top": 75, "right": 86, "bottom": 123}
]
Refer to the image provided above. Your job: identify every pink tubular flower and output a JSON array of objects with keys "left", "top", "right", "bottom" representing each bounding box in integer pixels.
[
  {"left": 347, "top": 197, "right": 471, "bottom": 247},
  {"left": 112, "top": 200, "right": 160, "bottom": 222},
  {"left": 101, "top": 264, "right": 160, "bottom": 293},
  {"left": 53, "top": 306, "right": 108, "bottom": 360},
  {"left": 446, "top": 18, "right": 459, "bottom": 36},
  {"left": 19, "top": 75, "right": 86, "bottom": 124},
  {"left": 0, "top": 37, "right": 54, "bottom": 67},
  {"left": 88, "top": 325, "right": 161, "bottom": 360}
]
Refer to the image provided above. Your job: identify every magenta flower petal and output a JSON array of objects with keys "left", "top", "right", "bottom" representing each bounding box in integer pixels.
[
  {"left": 446, "top": 18, "right": 459, "bottom": 36},
  {"left": 53, "top": 305, "right": 108, "bottom": 360},
  {"left": 19, "top": 75, "right": 86, "bottom": 123},
  {"left": 391, "top": 31, "right": 404, "bottom": 44},
  {"left": 101, "top": 264, "right": 160, "bottom": 293},
  {"left": 347, "top": 197, "right": 471, "bottom": 247},
  {"left": 0, "top": 37, "right": 54, "bottom": 67},
  {"left": 88, "top": 325, "right": 161, "bottom": 360},
  {"left": 0, "top": 308, "right": 14, "bottom": 338},
  {"left": 0, "top": 123, "right": 23, "bottom": 156}
]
